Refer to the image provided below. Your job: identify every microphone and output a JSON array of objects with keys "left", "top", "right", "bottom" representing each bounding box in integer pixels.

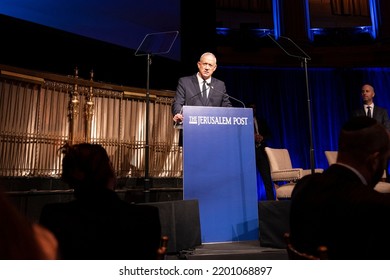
[
  {"left": 188, "top": 84, "right": 208, "bottom": 103},
  {"left": 207, "top": 83, "right": 246, "bottom": 108}
]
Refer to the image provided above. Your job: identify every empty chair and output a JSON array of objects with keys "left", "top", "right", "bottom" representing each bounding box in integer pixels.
[
  {"left": 324, "top": 150, "right": 338, "bottom": 166},
  {"left": 264, "top": 147, "right": 323, "bottom": 199}
]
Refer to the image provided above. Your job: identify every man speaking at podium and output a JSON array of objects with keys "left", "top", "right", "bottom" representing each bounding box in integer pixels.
[
  {"left": 172, "top": 52, "right": 232, "bottom": 144},
  {"left": 171, "top": 53, "right": 260, "bottom": 243}
]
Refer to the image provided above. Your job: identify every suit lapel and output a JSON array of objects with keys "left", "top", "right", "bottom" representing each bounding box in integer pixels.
[
  {"left": 189, "top": 75, "right": 202, "bottom": 105},
  {"left": 373, "top": 107, "right": 382, "bottom": 121},
  {"left": 373, "top": 107, "right": 381, "bottom": 119}
]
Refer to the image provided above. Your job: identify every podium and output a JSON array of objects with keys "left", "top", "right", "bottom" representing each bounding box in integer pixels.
[{"left": 182, "top": 106, "right": 259, "bottom": 243}]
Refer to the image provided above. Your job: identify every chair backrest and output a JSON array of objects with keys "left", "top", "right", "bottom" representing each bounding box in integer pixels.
[
  {"left": 156, "top": 236, "right": 169, "bottom": 260},
  {"left": 265, "top": 147, "right": 293, "bottom": 171},
  {"left": 284, "top": 233, "right": 328, "bottom": 260},
  {"left": 324, "top": 151, "right": 338, "bottom": 166}
]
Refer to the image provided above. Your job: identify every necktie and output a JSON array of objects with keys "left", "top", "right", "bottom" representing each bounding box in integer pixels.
[
  {"left": 367, "top": 106, "right": 372, "bottom": 118},
  {"left": 202, "top": 80, "right": 207, "bottom": 102}
]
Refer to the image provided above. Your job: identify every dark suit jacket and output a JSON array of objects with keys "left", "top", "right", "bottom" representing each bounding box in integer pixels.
[
  {"left": 290, "top": 164, "right": 390, "bottom": 259},
  {"left": 172, "top": 74, "right": 232, "bottom": 116},
  {"left": 39, "top": 190, "right": 161, "bottom": 260},
  {"left": 352, "top": 105, "right": 390, "bottom": 130}
]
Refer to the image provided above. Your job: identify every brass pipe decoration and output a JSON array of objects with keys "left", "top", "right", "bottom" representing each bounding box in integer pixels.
[
  {"left": 68, "top": 67, "right": 79, "bottom": 145},
  {"left": 84, "top": 70, "right": 94, "bottom": 143}
]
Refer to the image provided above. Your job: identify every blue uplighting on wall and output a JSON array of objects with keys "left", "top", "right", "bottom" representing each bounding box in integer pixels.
[
  {"left": 308, "top": 0, "right": 379, "bottom": 41},
  {"left": 216, "top": 0, "right": 281, "bottom": 39},
  {"left": 273, "top": 0, "right": 281, "bottom": 38},
  {"left": 369, "top": 0, "right": 379, "bottom": 39},
  {"left": 216, "top": 0, "right": 378, "bottom": 44},
  {"left": 305, "top": 0, "right": 313, "bottom": 41},
  {"left": 216, "top": 27, "right": 231, "bottom": 36}
]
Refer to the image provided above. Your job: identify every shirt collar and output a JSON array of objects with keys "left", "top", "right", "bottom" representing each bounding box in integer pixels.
[
  {"left": 335, "top": 162, "right": 367, "bottom": 185},
  {"left": 197, "top": 73, "right": 210, "bottom": 84}
]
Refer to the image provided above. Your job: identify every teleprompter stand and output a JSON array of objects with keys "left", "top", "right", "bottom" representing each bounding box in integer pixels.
[
  {"left": 267, "top": 34, "right": 315, "bottom": 174},
  {"left": 135, "top": 31, "right": 179, "bottom": 202}
]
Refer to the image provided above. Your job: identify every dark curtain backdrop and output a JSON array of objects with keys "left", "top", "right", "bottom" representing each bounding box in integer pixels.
[{"left": 218, "top": 66, "right": 390, "bottom": 172}]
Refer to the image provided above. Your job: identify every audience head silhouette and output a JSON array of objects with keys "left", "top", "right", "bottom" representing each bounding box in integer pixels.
[
  {"left": 40, "top": 142, "right": 161, "bottom": 260},
  {"left": 337, "top": 116, "right": 390, "bottom": 187},
  {"left": 290, "top": 116, "right": 390, "bottom": 260},
  {"left": 61, "top": 143, "right": 116, "bottom": 198}
]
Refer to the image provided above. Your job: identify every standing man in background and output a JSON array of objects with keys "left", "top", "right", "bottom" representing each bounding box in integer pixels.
[
  {"left": 352, "top": 83, "right": 390, "bottom": 181},
  {"left": 352, "top": 84, "right": 390, "bottom": 130}
]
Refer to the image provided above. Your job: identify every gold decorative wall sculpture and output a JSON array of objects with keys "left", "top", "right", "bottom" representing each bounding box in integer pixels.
[{"left": 0, "top": 65, "right": 182, "bottom": 178}]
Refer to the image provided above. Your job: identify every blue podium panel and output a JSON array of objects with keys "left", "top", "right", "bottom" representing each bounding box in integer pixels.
[{"left": 182, "top": 106, "right": 258, "bottom": 243}]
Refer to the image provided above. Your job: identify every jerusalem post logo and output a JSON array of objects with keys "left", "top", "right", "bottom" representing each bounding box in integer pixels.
[{"left": 188, "top": 115, "right": 248, "bottom": 126}]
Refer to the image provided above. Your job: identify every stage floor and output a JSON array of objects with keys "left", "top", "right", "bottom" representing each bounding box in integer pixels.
[{"left": 167, "top": 241, "right": 288, "bottom": 260}]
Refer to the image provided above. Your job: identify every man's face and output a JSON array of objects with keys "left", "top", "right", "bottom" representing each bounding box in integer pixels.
[
  {"left": 361, "top": 85, "right": 375, "bottom": 105},
  {"left": 197, "top": 56, "right": 217, "bottom": 80}
]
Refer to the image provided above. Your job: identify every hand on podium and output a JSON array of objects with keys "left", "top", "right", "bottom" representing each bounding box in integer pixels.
[{"left": 173, "top": 112, "right": 183, "bottom": 129}]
